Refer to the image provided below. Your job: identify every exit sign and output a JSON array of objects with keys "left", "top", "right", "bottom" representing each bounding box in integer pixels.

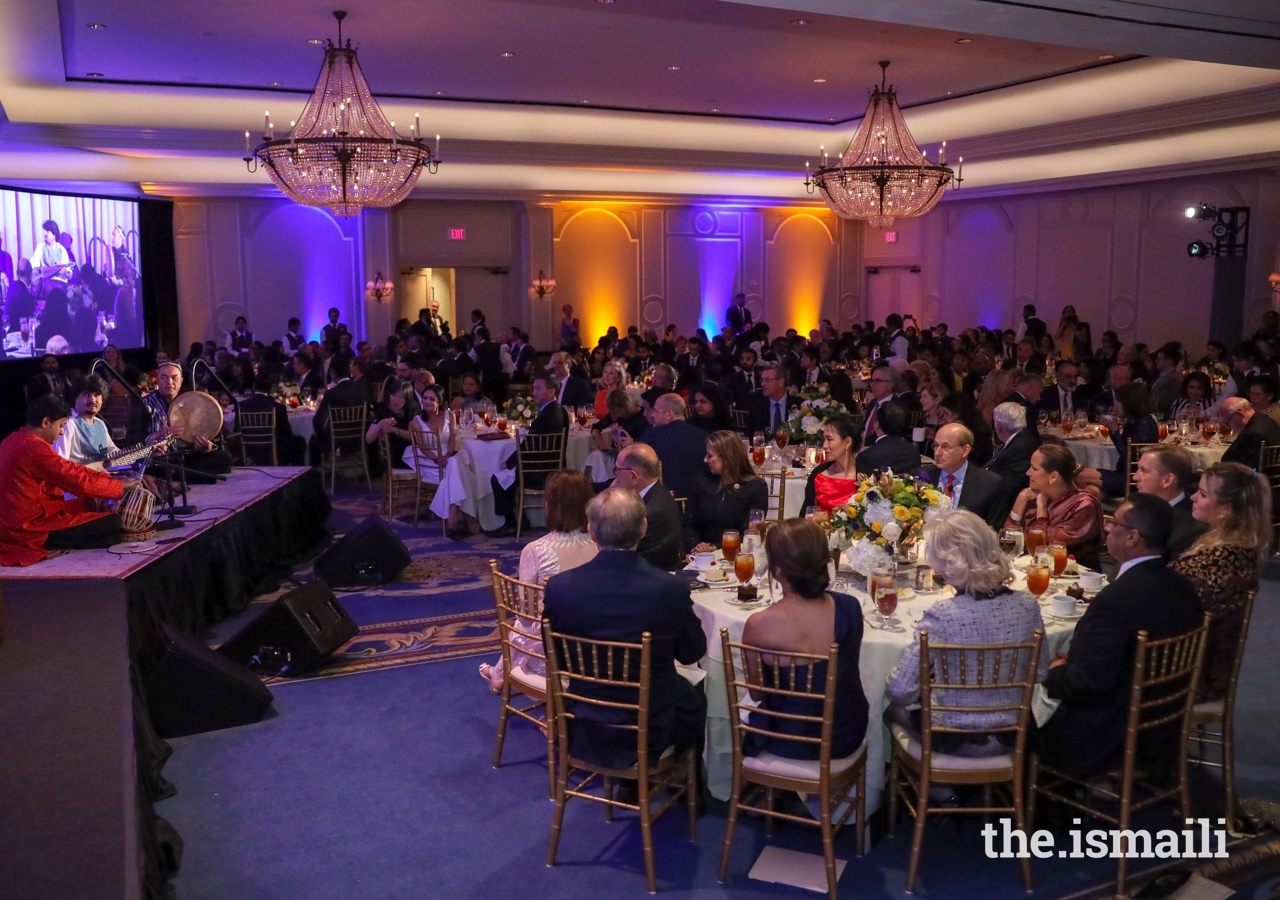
[
  {"left": 448, "top": 228, "right": 466, "bottom": 240},
  {"left": 884, "top": 231, "right": 898, "bottom": 243}
]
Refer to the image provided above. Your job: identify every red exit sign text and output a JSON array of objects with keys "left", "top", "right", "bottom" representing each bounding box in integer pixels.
[
  {"left": 884, "top": 231, "right": 898, "bottom": 243},
  {"left": 449, "top": 228, "right": 467, "bottom": 241}
]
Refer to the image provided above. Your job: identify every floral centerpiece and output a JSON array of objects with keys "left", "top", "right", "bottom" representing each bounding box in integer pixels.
[
  {"left": 829, "top": 470, "right": 951, "bottom": 576},
  {"left": 785, "top": 384, "right": 851, "bottom": 444},
  {"left": 502, "top": 394, "right": 537, "bottom": 428}
]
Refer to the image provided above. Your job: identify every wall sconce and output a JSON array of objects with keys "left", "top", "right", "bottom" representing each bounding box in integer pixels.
[
  {"left": 366, "top": 272, "right": 394, "bottom": 303},
  {"left": 530, "top": 269, "right": 556, "bottom": 301}
]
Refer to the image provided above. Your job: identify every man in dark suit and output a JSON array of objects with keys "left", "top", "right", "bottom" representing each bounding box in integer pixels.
[
  {"left": 238, "top": 372, "right": 306, "bottom": 465},
  {"left": 726, "top": 348, "right": 761, "bottom": 411},
  {"left": 470, "top": 326, "right": 508, "bottom": 401},
  {"left": 674, "top": 337, "right": 708, "bottom": 392},
  {"left": 291, "top": 354, "right": 327, "bottom": 396},
  {"left": 644, "top": 394, "right": 709, "bottom": 501},
  {"left": 489, "top": 373, "right": 570, "bottom": 536},
  {"left": 612, "top": 443, "right": 684, "bottom": 571},
  {"left": 726, "top": 292, "right": 753, "bottom": 335},
  {"left": 550, "top": 351, "right": 595, "bottom": 409},
  {"left": 746, "top": 362, "right": 799, "bottom": 438},
  {"left": 797, "top": 345, "right": 832, "bottom": 387},
  {"left": 1087, "top": 364, "right": 1132, "bottom": 419},
  {"left": 24, "top": 353, "right": 69, "bottom": 402},
  {"left": 1131, "top": 444, "right": 1205, "bottom": 557},
  {"left": 543, "top": 488, "right": 707, "bottom": 775},
  {"left": 509, "top": 329, "right": 536, "bottom": 381},
  {"left": 855, "top": 401, "right": 921, "bottom": 475},
  {"left": 640, "top": 363, "right": 677, "bottom": 410},
  {"left": 1039, "top": 359, "right": 1083, "bottom": 420},
  {"left": 1001, "top": 371, "right": 1044, "bottom": 431},
  {"left": 1036, "top": 495, "right": 1204, "bottom": 779},
  {"left": 1221, "top": 396, "right": 1280, "bottom": 469},
  {"left": 859, "top": 363, "right": 899, "bottom": 447},
  {"left": 310, "top": 356, "right": 371, "bottom": 461},
  {"left": 984, "top": 401, "right": 1042, "bottom": 503},
  {"left": 926, "top": 423, "right": 1010, "bottom": 529}
]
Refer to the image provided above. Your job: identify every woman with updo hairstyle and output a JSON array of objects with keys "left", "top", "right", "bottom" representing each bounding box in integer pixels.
[
  {"left": 885, "top": 509, "right": 1048, "bottom": 756},
  {"left": 1171, "top": 461, "right": 1272, "bottom": 700},
  {"left": 801, "top": 413, "right": 862, "bottom": 512},
  {"left": 740, "top": 519, "right": 869, "bottom": 760},
  {"left": 1005, "top": 442, "right": 1103, "bottom": 568},
  {"left": 684, "top": 430, "right": 768, "bottom": 552}
]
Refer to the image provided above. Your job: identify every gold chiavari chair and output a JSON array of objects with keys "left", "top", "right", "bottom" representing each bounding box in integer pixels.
[
  {"left": 656, "top": 459, "right": 686, "bottom": 516},
  {"left": 382, "top": 427, "right": 444, "bottom": 529},
  {"left": 543, "top": 623, "right": 698, "bottom": 894},
  {"left": 488, "top": 562, "right": 555, "bottom": 796},
  {"left": 1123, "top": 442, "right": 1160, "bottom": 499},
  {"left": 1029, "top": 617, "right": 1210, "bottom": 898},
  {"left": 887, "top": 630, "right": 1043, "bottom": 893},
  {"left": 1257, "top": 444, "right": 1280, "bottom": 549},
  {"left": 718, "top": 629, "right": 868, "bottom": 900},
  {"left": 237, "top": 408, "right": 278, "bottom": 466},
  {"left": 731, "top": 408, "right": 749, "bottom": 433},
  {"left": 447, "top": 376, "right": 464, "bottom": 400},
  {"left": 761, "top": 470, "right": 787, "bottom": 522},
  {"left": 515, "top": 432, "right": 567, "bottom": 540},
  {"left": 323, "top": 403, "right": 371, "bottom": 493}
]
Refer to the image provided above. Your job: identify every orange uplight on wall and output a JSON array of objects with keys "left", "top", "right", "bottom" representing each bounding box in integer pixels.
[
  {"left": 766, "top": 214, "right": 835, "bottom": 332},
  {"left": 554, "top": 208, "right": 639, "bottom": 343}
]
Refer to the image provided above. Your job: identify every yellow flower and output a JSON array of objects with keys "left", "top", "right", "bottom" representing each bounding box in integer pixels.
[
  {"left": 870, "top": 521, "right": 882, "bottom": 534},
  {"left": 853, "top": 493, "right": 864, "bottom": 503},
  {"left": 924, "top": 489, "right": 942, "bottom": 504},
  {"left": 893, "top": 506, "right": 911, "bottom": 522},
  {"left": 875, "top": 537, "right": 887, "bottom": 546}
]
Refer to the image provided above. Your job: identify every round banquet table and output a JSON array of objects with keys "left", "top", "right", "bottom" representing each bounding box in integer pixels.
[
  {"left": 1061, "top": 433, "right": 1227, "bottom": 471},
  {"left": 752, "top": 461, "right": 812, "bottom": 520},
  {"left": 690, "top": 562, "right": 1082, "bottom": 811}
]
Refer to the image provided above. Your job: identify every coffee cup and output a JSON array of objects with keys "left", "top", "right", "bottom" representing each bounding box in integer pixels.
[
  {"left": 1078, "top": 571, "right": 1104, "bottom": 591},
  {"left": 691, "top": 552, "right": 716, "bottom": 570},
  {"left": 1051, "top": 594, "right": 1081, "bottom": 617}
]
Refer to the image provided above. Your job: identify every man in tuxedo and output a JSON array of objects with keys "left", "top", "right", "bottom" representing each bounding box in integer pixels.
[
  {"left": 489, "top": 373, "right": 570, "bottom": 536},
  {"left": 24, "top": 353, "right": 69, "bottom": 402},
  {"left": 310, "top": 356, "right": 371, "bottom": 462},
  {"left": 292, "top": 353, "right": 327, "bottom": 396},
  {"left": 5, "top": 258, "right": 37, "bottom": 326},
  {"left": 1087, "top": 364, "right": 1132, "bottom": 419},
  {"left": 726, "top": 292, "right": 753, "bottom": 335},
  {"left": 1221, "top": 396, "right": 1280, "bottom": 469},
  {"left": 1040, "top": 359, "right": 1082, "bottom": 420},
  {"left": 746, "top": 363, "right": 799, "bottom": 438},
  {"left": 984, "top": 401, "right": 1041, "bottom": 503},
  {"left": 317, "top": 341, "right": 348, "bottom": 386},
  {"left": 674, "top": 337, "right": 708, "bottom": 392},
  {"left": 927, "top": 423, "right": 1010, "bottom": 529},
  {"left": 1131, "top": 444, "right": 1204, "bottom": 557},
  {"left": 612, "top": 443, "right": 684, "bottom": 571},
  {"left": 1149, "top": 344, "right": 1183, "bottom": 419},
  {"left": 224, "top": 316, "right": 254, "bottom": 354},
  {"left": 469, "top": 326, "right": 509, "bottom": 401},
  {"left": 550, "top": 351, "right": 595, "bottom": 409},
  {"left": 726, "top": 348, "right": 760, "bottom": 410},
  {"left": 644, "top": 394, "right": 709, "bottom": 500},
  {"left": 798, "top": 345, "right": 831, "bottom": 387},
  {"left": 640, "top": 363, "right": 676, "bottom": 410},
  {"left": 855, "top": 401, "right": 921, "bottom": 475},
  {"left": 859, "top": 363, "right": 899, "bottom": 447},
  {"left": 544, "top": 487, "right": 707, "bottom": 777},
  {"left": 509, "top": 329, "right": 536, "bottom": 381},
  {"left": 1002, "top": 371, "right": 1044, "bottom": 426},
  {"left": 238, "top": 372, "right": 306, "bottom": 465},
  {"left": 1036, "top": 494, "right": 1203, "bottom": 779}
]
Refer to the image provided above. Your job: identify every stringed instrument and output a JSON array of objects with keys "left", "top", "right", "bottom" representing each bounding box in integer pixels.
[{"left": 87, "top": 435, "right": 176, "bottom": 472}]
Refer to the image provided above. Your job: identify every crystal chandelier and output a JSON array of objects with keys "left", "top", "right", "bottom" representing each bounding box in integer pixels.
[
  {"left": 244, "top": 11, "right": 440, "bottom": 217},
  {"left": 804, "top": 62, "right": 961, "bottom": 228}
]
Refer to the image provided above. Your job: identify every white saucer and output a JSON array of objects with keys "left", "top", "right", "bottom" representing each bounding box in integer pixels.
[
  {"left": 1048, "top": 608, "right": 1086, "bottom": 621},
  {"left": 697, "top": 571, "right": 739, "bottom": 586}
]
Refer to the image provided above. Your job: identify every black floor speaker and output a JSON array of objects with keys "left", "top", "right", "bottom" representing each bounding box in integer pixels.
[
  {"left": 218, "top": 581, "right": 358, "bottom": 676},
  {"left": 313, "top": 515, "right": 411, "bottom": 586},
  {"left": 143, "top": 623, "right": 274, "bottom": 738}
]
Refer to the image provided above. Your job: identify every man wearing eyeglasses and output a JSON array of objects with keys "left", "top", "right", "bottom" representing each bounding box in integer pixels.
[
  {"left": 1035, "top": 494, "right": 1202, "bottom": 780},
  {"left": 612, "top": 443, "right": 683, "bottom": 571},
  {"left": 860, "top": 363, "right": 898, "bottom": 445},
  {"left": 746, "top": 362, "right": 798, "bottom": 438}
]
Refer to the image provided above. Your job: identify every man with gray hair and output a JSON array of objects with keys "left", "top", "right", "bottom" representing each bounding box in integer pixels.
[
  {"left": 1221, "top": 395, "right": 1280, "bottom": 469},
  {"left": 746, "top": 361, "right": 798, "bottom": 437},
  {"left": 613, "top": 442, "right": 684, "bottom": 571},
  {"left": 643, "top": 393, "right": 707, "bottom": 500},
  {"left": 640, "top": 363, "right": 677, "bottom": 409},
  {"left": 543, "top": 487, "right": 708, "bottom": 780},
  {"left": 984, "top": 400, "right": 1041, "bottom": 504}
]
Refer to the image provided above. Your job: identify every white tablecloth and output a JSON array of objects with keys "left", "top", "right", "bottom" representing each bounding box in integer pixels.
[
  {"left": 691, "top": 570, "right": 1080, "bottom": 810},
  {"left": 225, "top": 406, "right": 318, "bottom": 463},
  {"left": 1062, "top": 435, "right": 1227, "bottom": 471}
]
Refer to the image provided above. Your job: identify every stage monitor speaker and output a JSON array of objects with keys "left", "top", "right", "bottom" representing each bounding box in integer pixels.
[
  {"left": 218, "top": 581, "right": 358, "bottom": 676},
  {"left": 313, "top": 515, "right": 411, "bottom": 587},
  {"left": 143, "top": 623, "right": 274, "bottom": 738}
]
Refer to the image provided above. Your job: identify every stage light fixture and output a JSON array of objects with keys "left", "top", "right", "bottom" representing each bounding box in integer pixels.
[
  {"left": 1187, "top": 240, "right": 1215, "bottom": 258},
  {"left": 1185, "top": 203, "right": 1216, "bottom": 221}
]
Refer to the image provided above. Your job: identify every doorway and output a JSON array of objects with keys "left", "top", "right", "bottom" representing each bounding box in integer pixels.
[
  {"left": 400, "top": 268, "right": 457, "bottom": 336},
  {"left": 865, "top": 265, "right": 922, "bottom": 327}
]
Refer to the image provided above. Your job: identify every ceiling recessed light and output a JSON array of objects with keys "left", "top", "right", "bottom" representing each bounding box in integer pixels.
[
  {"left": 710, "top": 108, "right": 720, "bottom": 113},
  {"left": 946, "top": 90, "right": 954, "bottom": 95},
  {"left": 825, "top": 117, "right": 834, "bottom": 122},
  {"left": 581, "top": 99, "right": 591, "bottom": 104},
  {"left": 86, "top": 22, "right": 106, "bottom": 29},
  {"left": 86, "top": 72, "right": 104, "bottom": 78},
  {"left": 955, "top": 38, "right": 973, "bottom": 44},
  {"left": 812, "top": 78, "right": 827, "bottom": 83},
  {"left": 499, "top": 51, "right": 515, "bottom": 58},
  {"left": 435, "top": 90, "right": 445, "bottom": 95},
  {"left": 667, "top": 65, "right": 680, "bottom": 71},
  {"left": 1098, "top": 53, "right": 1116, "bottom": 60},
  {"left": 597, "top": 0, "right": 615, "bottom": 4},
  {"left": 307, "top": 38, "right": 325, "bottom": 45},
  {"left": 790, "top": 18, "right": 808, "bottom": 25},
  {"left": 268, "top": 81, "right": 282, "bottom": 87}
]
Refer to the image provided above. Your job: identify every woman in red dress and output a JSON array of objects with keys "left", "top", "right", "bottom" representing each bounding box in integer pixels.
[{"left": 802, "top": 414, "right": 863, "bottom": 513}]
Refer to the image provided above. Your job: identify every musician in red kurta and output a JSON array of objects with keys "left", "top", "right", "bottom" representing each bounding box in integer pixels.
[{"left": 0, "top": 395, "right": 126, "bottom": 566}]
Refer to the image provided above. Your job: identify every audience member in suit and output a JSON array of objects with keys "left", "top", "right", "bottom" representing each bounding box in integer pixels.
[
  {"left": 683, "top": 429, "right": 770, "bottom": 552},
  {"left": 238, "top": 372, "right": 306, "bottom": 465},
  {"left": 1039, "top": 359, "right": 1084, "bottom": 421},
  {"left": 746, "top": 362, "right": 799, "bottom": 438},
  {"left": 797, "top": 345, "right": 831, "bottom": 387},
  {"left": 489, "top": 373, "right": 570, "bottom": 536},
  {"left": 470, "top": 326, "right": 508, "bottom": 402},
  {"left": 543, "top": 488, "right": 708, "bottom": 776},
  {"left": 316, "top": 341, "right": 349, "bottom": 386},
  {"left": 612, "top": 443, "right": 684, "bottom": 571},
  {"left": 510, "top": 332, "right": 536, "bottom": 381},
  {"left": 1001, "top": 370, "right": 1044, "bottom": 428},
  {"left": 726, "top": 348, "right": 761, "bottom": 411},
  {"left": 644, "top": 393, "right": 711, "bottom": 501},
  {"left": 1118, "top": 444, "right": 1205, "bottom": 558},
  {"left": 926, "top": 423, "right": 1011, "bottom": 529},
  {"left": 984, "top": 401, "right": 1042, "bottom": 504},
  {"left": 855, "top": 401, "right": 921, "bottom": 476},
  {"left": 310, "top": 356, "right": 371, "bottom": 461},
  {"left": 1036, "top": 495, "right": 1203, "bottom": 779},
  {"left": 1149, "top": 345, "right": 1184, "bottom": 419},
  {"left": 859, "top": 363, "right": 900, "bottom": 447},
  {"left": 1220, "top": 395, "right": 1280, "bottom": 469},
  {"left": 726, "top": 292, "right": 753, "bottom": 334},
  {"left": 24, "top": 353, "right": 69, "bottom": 402},
  {"left": 549, "top": 351, "right": 595, "bottom": 410},
  {"left": 674, "top": 338, "right": 709, "bottom": 392},
  {"left": 1086, "top": 363, "right": 1132, "bottom": 419},
  {"left": 640, "top": 363, "right": 677, "bottom": 411}
]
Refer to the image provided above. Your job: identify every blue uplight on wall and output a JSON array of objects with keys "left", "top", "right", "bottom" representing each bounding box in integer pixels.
[{"left": 695, "top": 223, "right": 740, "bottom": 339}]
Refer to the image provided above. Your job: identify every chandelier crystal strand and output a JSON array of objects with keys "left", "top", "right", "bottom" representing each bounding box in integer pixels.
[
  {"left": 249, "top": 10, "right": 438, "bottom": 217},
  {"left": 805, "top": 61, "right": 958, "bottom": 228}
]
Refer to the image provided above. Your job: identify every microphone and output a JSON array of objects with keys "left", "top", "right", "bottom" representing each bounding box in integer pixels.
[
  {"left": 87, "top": 357, "right": 145, "bottom": 405},
  {"left": 191, "top": 357, "right": 241, "bottom": 418}
]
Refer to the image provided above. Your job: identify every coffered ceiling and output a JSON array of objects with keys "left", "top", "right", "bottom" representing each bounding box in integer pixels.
[{"left": 1, "top": 0, "right": 1277, "bottom": 202}]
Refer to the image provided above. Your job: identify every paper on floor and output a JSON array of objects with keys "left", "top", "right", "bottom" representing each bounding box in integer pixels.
[{"left": 748, "top": 845, "right": 846, "bottom": 893}]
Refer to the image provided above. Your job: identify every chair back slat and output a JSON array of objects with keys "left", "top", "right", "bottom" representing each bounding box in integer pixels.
[
  {"left": 237, "top": 408, "right": 278, "bottom": 465},
  {"left": 762, "top": 472, "right": 787, "bottom": 522},
  {"left": 731, "top": 408, "right": 749, "bottom": 432},
  {"left": 489, "top": 561, "right": 547, "bottom": 670},
  {"left": 517, "top": 432, "right": 567, "bottom": 481},
  {"left": 329, "top": 403, "right": 368, "bottom": 440},
  {"left": 917, "top": 631, "right": 1044, "bottom": 747},
  {"left": 1125, "top": 618, "right": 1210, "bottom": 743}
]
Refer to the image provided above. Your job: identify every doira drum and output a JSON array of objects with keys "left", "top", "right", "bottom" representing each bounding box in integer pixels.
[{"left": 169, "top": 390, "right": 224, "bottom": 445}]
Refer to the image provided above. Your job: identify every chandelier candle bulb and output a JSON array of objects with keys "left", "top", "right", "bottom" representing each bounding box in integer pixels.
[
  {"left": 435, "top": 135, "right": 441, "bottom": 158},
  {"left": 391, "top": 122, "right": 396, "bottom": 147},
  {"left": 940, "top": 141, "right": 946, "bottom": 165},
  {"left": 244, "top": 131, "right": 250, "bottom": 154}
]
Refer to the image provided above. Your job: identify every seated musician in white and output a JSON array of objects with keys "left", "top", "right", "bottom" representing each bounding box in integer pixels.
[
  {"left": 54, "top": 375, "right": 118, "bottom": 465},
  {"left": 30, "top": 219, "right": 72, "bottom": 286}
]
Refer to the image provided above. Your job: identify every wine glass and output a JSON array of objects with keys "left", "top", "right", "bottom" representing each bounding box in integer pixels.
[
  {"left": 774, "top": 427, "right": 790, "bottom": 451},
  {"left": 999, "top": 528, "right": 1024, "bottom": 561},
  {"left": 1026, "top": 562, "right": 1051, "bottom": 601},
  {"left": 1049, "top": 541, "right": 1068, "bottom": 577},
  {"left": 869, "top": 566, "right": 898, "bottom": 629},
  {"left": 722, "top": 530, "right": 740, "bottom": 563},
  {"left": 752, "top": 432, "right": 766, "bottom": 449},
  {"left": 748, "top": 508, "right": 766, "bottom": 536},
  {"left": 1038, "top": 410, "right": 1050, "bottom": 430},
  {"left": 734, "top": 551, "right": 755, "bottom": 585}
]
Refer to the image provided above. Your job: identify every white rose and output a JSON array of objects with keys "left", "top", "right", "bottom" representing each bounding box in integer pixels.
[
  {"left": 523, "top": 408, "right": 533, "bottom": 419},
  {"left": 881, "top": 521, "right": 903, "bottom": 543},
  {"left": 801, "top": 415, "right": 822, "bottom": 435}
]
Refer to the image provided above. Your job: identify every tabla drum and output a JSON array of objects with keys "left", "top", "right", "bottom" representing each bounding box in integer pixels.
[
  {"left": 118, "top": 483, "right": 158, "bottom": 542},
  {"left": 169, "top": 390, "right": 224, "bottom": 444}
]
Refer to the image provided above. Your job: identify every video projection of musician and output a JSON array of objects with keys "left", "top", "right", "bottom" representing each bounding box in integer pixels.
[
  {"left": 143, "top": 362, "right": 233, "bottom": 480},
  {"left": 0, "top": 395, "right": 129, "bottom": 566}
]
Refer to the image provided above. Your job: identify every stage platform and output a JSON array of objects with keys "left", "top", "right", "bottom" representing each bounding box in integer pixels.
[{"left": 0, "top": 466, "right": 331, "bottom": 900}]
